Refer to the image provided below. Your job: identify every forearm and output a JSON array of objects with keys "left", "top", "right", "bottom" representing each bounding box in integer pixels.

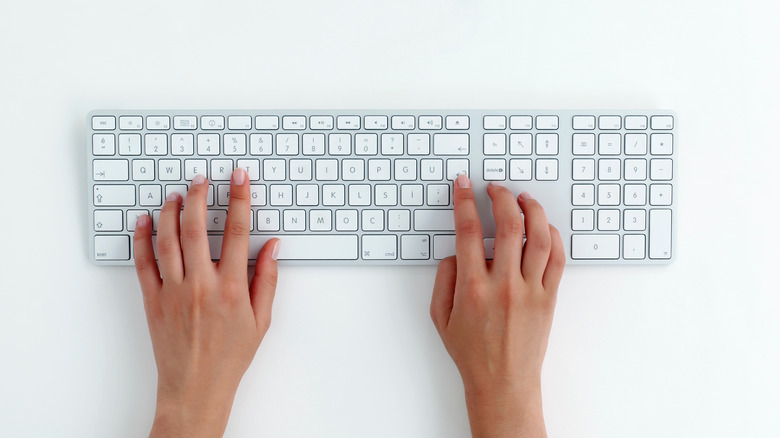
[{"left": 464, "top": 383, "right": 547, "bottom": 438}]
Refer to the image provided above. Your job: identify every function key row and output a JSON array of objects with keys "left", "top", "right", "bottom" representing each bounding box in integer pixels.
[
  {"left": 571, "top": 115, "right": 674, "bottom": 131},
  {"left": 93, "top": 115, "right": 474, "bottom": 132}
]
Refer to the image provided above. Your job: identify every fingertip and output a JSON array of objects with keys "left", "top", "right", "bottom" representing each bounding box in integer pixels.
[
  {"left": 232, "top": 167, "right": 247, "bottom": 185},
  {"left": 455, "top": 173, "right": 471, "bottom": 189}
]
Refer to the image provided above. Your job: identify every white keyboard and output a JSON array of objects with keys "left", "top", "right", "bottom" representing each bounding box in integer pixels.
[{"left": 88, "top": 110, "right": 676, "bottom": 265}]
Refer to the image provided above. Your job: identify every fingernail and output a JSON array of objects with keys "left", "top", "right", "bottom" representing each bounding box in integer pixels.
[
  {"left": 136, "top": 214, "right": 148, "bottom": 228},
  {"left": 166, "top": 192, "right": 181, "bottom": 202},
  {"left": 456, "top": 173, "right": 471, "bottom": 188},
  {"left": 232, "top": 168, "right": 246, "bottom": 185},
  {"left": 192, "top": 174, "right": 206, "bottom": 185},
  {"left": 271, "top": 240, "right": 280, "bottom": 260},
  {"left": 488, "top": 181, "right": 503, "bottom": 188},
  {"left": 519, "top": 191, "right": 533, "bottom": 200}
]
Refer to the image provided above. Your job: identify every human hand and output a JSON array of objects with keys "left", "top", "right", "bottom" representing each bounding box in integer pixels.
[
  {"left": 430, "top": 174, "right": 565, "bottom": 438},
  {"left": 133, "top": 169, "right": 280, "bottom": 438}
]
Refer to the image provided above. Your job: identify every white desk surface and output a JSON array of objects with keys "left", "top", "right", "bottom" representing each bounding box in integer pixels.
[{"left": 1, "top": 0, "right": 779, "bottom": 436}]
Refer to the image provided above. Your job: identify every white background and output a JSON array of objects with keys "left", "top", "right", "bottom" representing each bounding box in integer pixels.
[{"left": 1, "top": 0, "right": 779, "bottom": 436}]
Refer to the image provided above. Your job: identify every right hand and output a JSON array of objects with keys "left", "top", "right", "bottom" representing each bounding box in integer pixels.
[{"left": 430, "top": 174, "right": 565, "bottom": 438}]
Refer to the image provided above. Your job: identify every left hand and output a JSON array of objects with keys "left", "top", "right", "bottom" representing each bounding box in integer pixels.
[{"left": 133, "top": 168, "right": 280, "bottom": 438}]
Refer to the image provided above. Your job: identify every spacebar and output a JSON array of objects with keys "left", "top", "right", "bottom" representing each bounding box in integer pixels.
[{"left": 207, "top": 235, "right": 359, "bottom": 260}]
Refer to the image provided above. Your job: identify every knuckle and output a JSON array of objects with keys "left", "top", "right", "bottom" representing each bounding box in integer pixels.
[
  {"left": 180, "top": 225, "right": 202, "bottom": 240},
  {"left": 134, "top": 254, "right": 156, "bottom": 271},
  {"left": 155, "top": 238, "right": 179, "bottom": 257},
  {"left": 527, "top": 234, "right": 552, "bottom": 253},
  {"left": 496, "top": 216, "right": 525, "bottom": 237},
  {"left": 229, "top": 186, "right": 250, "bottom": 201},
  {"left": 225, "top": 220, "right": 249, "bottom": 236},
  {"left": 457, "top": 218, "right": 482, "bottom": 235}
]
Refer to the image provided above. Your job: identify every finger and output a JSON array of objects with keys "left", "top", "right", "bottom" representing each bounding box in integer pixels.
[
  {"left": 517, "top": 192, "right": 552, "bottom": 282},
  {"left": 156, "top": 192, "right": 184, "bottom": 282},
  {"left": 542, "top": 224, "right": 566, "bottom": 293},
  {"left": 179, "top": 175, "right": 212, "bottom": 271},
  {"left": 133, "top": 214, "right": 162, "bottom": 296},
  {"left": 249, "top": 238, "right": 280, "bottom": 333},
  {"left": 486, "top": 182, "right": 525, "bottom": 273},
  {"left": 452, "top": 174, "right": 486, "bottom": 275},
  {"left": 219, "top": 168, "right": 251, "bottom": 276},
  {"left": 430, "top": 256, "right": 457, "bottom": 333}
]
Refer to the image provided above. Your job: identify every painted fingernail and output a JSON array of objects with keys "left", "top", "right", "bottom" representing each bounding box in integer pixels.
[
  {"left": 166, "top": 192, "right": 181, "bottom": 202},
  {"left": 519, "top": 191, "right": 533, "bottom": 200},
  {"left": 271, "top": 240, "right": 280, "bottom": 260},
  {"left": 232, "top": 168, "right": 246, "bottom": 185},
  {"left": 136, "top": 214, "right": 149, "bottom": 228},
  {"left": 192, "top": 174, "right": 206, "bottom": 185},
  {"left": 488, "top": 181, "right": 503, "bottom": 188},
  {"left": 456, "top": 173, "right": 471, "bottom": 188}
]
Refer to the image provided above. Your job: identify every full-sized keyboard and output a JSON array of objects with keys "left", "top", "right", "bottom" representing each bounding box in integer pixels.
[{"left": 88, "top": 110, "right": 676, "bottom": 265}]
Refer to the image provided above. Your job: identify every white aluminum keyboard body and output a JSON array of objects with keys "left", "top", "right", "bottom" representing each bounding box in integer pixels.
[{"left": 88, "top": 110, "right": 676, "bottom": 265}]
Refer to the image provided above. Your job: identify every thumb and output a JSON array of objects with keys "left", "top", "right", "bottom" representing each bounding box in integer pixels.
[{"left": 249, "top": 238, "right": 280, "bottom": 333}]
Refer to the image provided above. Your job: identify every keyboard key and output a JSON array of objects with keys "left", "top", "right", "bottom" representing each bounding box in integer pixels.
[
  {"left": 147, "top": 116, "right": 170, "bottom": 130},
  {"left": 173, "top": 116, "right": 197, "bottom": 130},
  {"left": 228, "top": 115, "right": 252, "bottom": 130},
  {"left": 337, "top": 115, "right": 360, "bottom": 130},
  {"left": 572, "top": 115, "right": 595, "bottom": 130},
  {"left": 94, "top": 210, "right": 123, "bottom": 231},
  {"left": 419, "top": 115, "right": 442, "bottom": 130},
  {"left": 200, "top": 235, "right": 359, "bottom": 260},
  {"left": 94, "top": 235, "right": 130, "bottom": 260},
  {"left": 535, "top": 159, "right": 558, "bottom": 181},
  {"left": 310, "top": 115, "right": 334, "bottom": 130},
  {"left": 256, "top": 115, "right": 279, "bottom": 130},
  {"left": 445, "top": 116, "right": 469, "bottom": 130},
  {"left": 434, "top": 134, "right": 469, "bottom": 155},
  {"left": 119, "top": 116, "right": 142, "bottom": 130},
  {"left": 414, "top": 209, "right": 455, "bottom": 231},
  {"left": 118, "top": 134, "right": 141, "bottom": 156},
  {"left": 93, "top": 185, "right": 135, "bottom": 206},
  {"left": 283, "top": 116, "right": 306, "bottom": 130},
  {"left": 536, "top": 134, "right": 558, "bottom": 155},
  {"left": 650, "top": 159, "right": 673, "bottom": 180},
  {"left": 93, "top": 159, "right": 128, "bottom": 181},
  {"left": 651, "top": 115, "right": 674, "bottom": 130},
  {"left": 649, "top": 209, "right": 672, "bottom": 259},
  {"left": 483, "top": 116, "right": 506, "bottom": 130},
  {"left": 202, "top": 116, "right": 225, "bottom": 130},
  {"left": 571, "top": 234, "right": 619, "bottom": 259},
  {"left": 625, "top": 116, "right": 648, "bottom": 130},
  {"left": 509, "top": 115, "right": 532, "bottom": 130},
  {"left": 401, "top": 234, "right": 430, "bottom": 260},
  {"left": 651, "top": 133, "right": 673, "bottom": 155},
  {"left": 92, "top": 116, "right": 116, "bottom": 130},
  {"left": 623, "top": 234, "right": 646, "bottom": 259},
  {"left": 535, "top": 115, "right": 558, "bottom": 130},
  {"left": 93, "top": 134, "right": 115, "bottom": 155},
  {"left": 624, "top": 133, "right": 648, "bottom": 155},
  {"left": 362, "top": 235, "right": 397, "bottom": 259},
  {"left": 598, "top": 115, "right": 621, "bottom": 130},
  {"left": 364, "top": 116, "right": 387, "bottom": 130},
  {"left": 392, "top": 115, "right": 415, "bottom": 130}
]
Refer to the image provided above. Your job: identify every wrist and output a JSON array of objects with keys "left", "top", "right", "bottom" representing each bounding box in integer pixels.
[
  {"left": 151, "top": 387, "right": 237, "bottom": 438},
  {"left": 463, "top": 379, "right": 546, "bottom": 438}
]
